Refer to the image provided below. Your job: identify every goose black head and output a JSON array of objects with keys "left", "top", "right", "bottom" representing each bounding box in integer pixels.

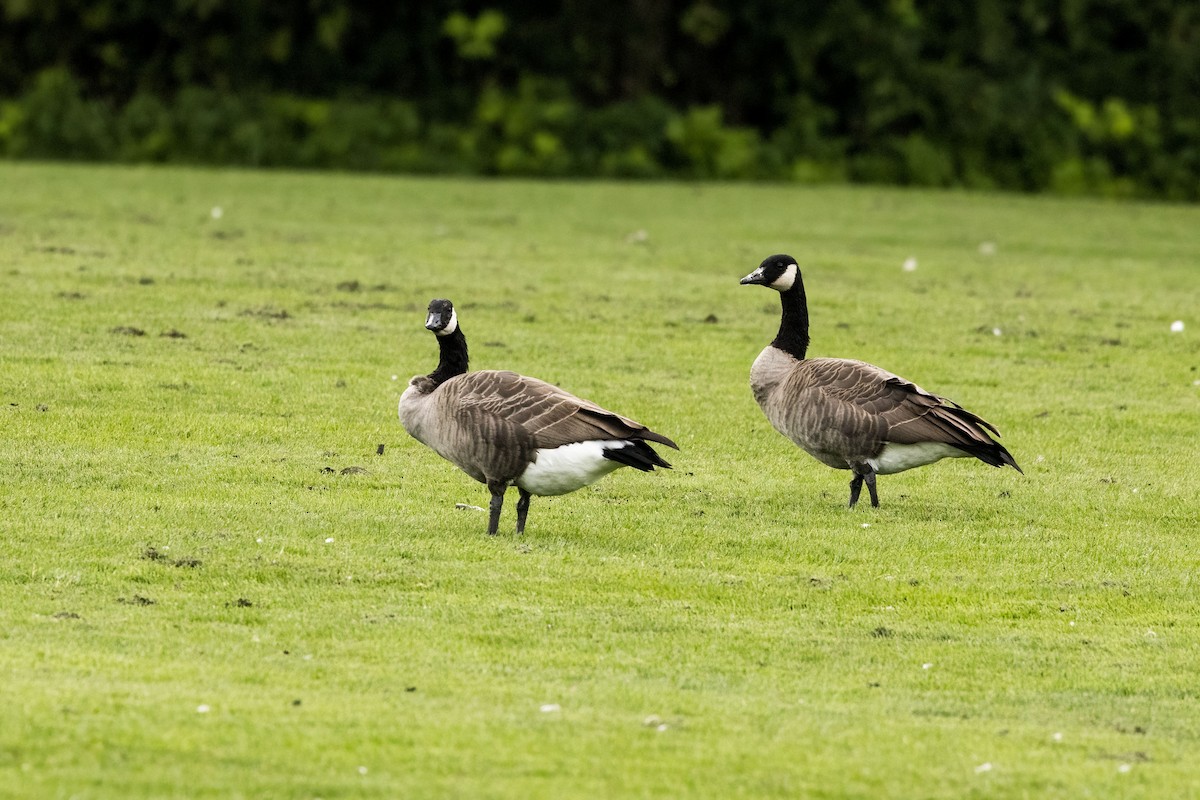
[
  {"left": 425, "top": 298, "right": 458, "bottom": 336},
  {"left": 740, "top": 254, "right": 800, "bottom": 292}
]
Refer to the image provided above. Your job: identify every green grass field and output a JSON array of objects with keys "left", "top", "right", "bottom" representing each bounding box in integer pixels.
[{"left": 2, "top": 161, "right": 1198, "bottom": 798}]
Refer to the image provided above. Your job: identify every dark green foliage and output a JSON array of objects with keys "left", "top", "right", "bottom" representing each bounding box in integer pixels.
[
  {"left": 5, "top": 69, "right": 114, "bottom": 160},
  {"left": 1, "top": 1, "right": 1198, "bottom": 197}
]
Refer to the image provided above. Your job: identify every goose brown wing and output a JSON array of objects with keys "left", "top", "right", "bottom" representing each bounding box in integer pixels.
[
  {"left": 445, "top": 370, "right": 679, "bottom": 450},
  {"left": 804, "top": 358, "right": 1004, "bottom": 449}
]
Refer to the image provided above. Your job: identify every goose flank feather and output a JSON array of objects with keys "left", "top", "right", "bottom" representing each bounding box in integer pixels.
[
  {"left": 399, "top": 298, "right": 678, "bottom": 534},
  {"left": 741, "top": 254, "right": 1021, "bottom": 508}
]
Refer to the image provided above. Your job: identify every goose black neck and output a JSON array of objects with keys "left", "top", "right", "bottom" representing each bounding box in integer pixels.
[
  {"left": 428, "top": 327, "right": 469, "bottom": 386},
  {"left": 772, "top": 282, "right": 810, "bottom": 360}
]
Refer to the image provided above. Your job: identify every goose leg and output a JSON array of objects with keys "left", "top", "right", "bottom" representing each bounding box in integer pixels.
[
  {"left": 486, "top": 482, "right": 506, "bottom": 535},
  {"left": 515, "top": 488, "right": 532, "bottom": 534},
  {"left": 848, "top": 474, "right": 864, "bottom": 508},
  {"left": 863, "top": 470, "right": 879, "bottom": 507}
]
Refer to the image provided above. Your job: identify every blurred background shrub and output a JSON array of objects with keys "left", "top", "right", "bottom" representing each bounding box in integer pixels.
[{"left": 1, "top": 1, "right": 1197, "bottom": 198}]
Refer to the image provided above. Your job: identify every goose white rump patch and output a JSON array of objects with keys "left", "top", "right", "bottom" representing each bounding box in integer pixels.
[
  {"left": 516, "top": 440, "right": 628, "bottom": 496},
  {"left": 868, "top": 441, "right": 966, "bottom": 475}
]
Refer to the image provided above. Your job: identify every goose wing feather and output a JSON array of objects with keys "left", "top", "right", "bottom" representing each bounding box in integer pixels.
[
  {"left": 796, "top": 358, "right": 1004, "bottom": 450},
  {"left": 446, "top": 370, "right": 679, "bottom": 451}
]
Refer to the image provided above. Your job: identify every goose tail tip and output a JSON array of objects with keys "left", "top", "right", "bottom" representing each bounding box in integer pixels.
[{"left": 641, "top": 429, "right": 680, "bottom": 451}]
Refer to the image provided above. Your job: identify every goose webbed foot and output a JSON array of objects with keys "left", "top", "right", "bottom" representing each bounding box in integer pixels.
[
  {"left": 848, "top": 468, "right": 880, "bottom": 508},
  {"left": 486, "top": 482, "right": 506, "bottom": 535},
  {"left": 515, "top": 488, "right": 532, "bottom": 534}
]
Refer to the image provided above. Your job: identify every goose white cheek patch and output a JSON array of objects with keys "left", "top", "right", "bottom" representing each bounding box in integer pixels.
[
  {"left": 770, "top": 264, "right": 798, "bottom": 292},
  {"left": 434, "top": 309, "right": 458, "bottom": 336}
]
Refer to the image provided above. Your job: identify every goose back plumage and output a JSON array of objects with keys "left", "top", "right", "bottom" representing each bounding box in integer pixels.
[
  {"left": 401, "top": 368, "right": 676, "bottom": 490},
  {"left": 753, "top": 351, "right": 1019, "bottom": 475}
]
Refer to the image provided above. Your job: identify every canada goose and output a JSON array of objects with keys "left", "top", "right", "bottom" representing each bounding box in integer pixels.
[
  {"left": 398, "top": 298, "right": 679, "bottom": 534},
  {"left": 740, "top": 254, "right": 1021, "bottom": 508}
]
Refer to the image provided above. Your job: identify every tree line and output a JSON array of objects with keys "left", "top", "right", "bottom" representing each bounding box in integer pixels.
[{"left": 2, "top": 1, "right": 1197, "bottom": 199}]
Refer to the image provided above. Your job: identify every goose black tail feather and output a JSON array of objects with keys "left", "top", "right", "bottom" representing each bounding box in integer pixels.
[
  {"left": 951, "top": 441, "right": 1023, "bottom": 474},
  {"left": 602, "top": 440, "right": 673, "bottom": 471}
]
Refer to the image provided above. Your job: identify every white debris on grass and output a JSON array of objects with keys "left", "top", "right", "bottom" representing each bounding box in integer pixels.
[
  {"left": 1170, "top": 320, "right": 1184, "bottom": 332},
  {"left": 211, "top": 206, "right": 223, "bottom": 220},
  {"left": 324, "top": 537, "right": 335, "bottom": 543},
  {"left": 455, "top": 503, "right": 486, "bottom": 512},
  {"left": 539, "top": 703, "right": 561, "bottom": 713},
  {"left": 626, "top": 229, "right": 649, "bottom": 244},
  {"left": 974, "top": 762, "right": 993, "bottom": 774},
  {"left": 1118, "top": 763, "right": 1132, "bottom": 774},
  {"left": 1052, "top": 732, "right": 1063, "bottom": 742},
  {"left": 358, "top": 766, "right": 369, "bottom": 776},
  {"left": 922, "top": 663, "right": 934, "bottom": 670},
  {"left": 979, "top": 241, "right": 997, "bottom": 256},
  {"left": 861, "top": 523, "right": 871, "bottom": 528},
  {"left": 992, "top": 327, "right": 1003, "bottom": 336},
  {"left": 902, "top": 257, "right": 918, "bottom": 272},
  {"left": 197, "top": 704, "right": 211, "bottom": 713}
]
